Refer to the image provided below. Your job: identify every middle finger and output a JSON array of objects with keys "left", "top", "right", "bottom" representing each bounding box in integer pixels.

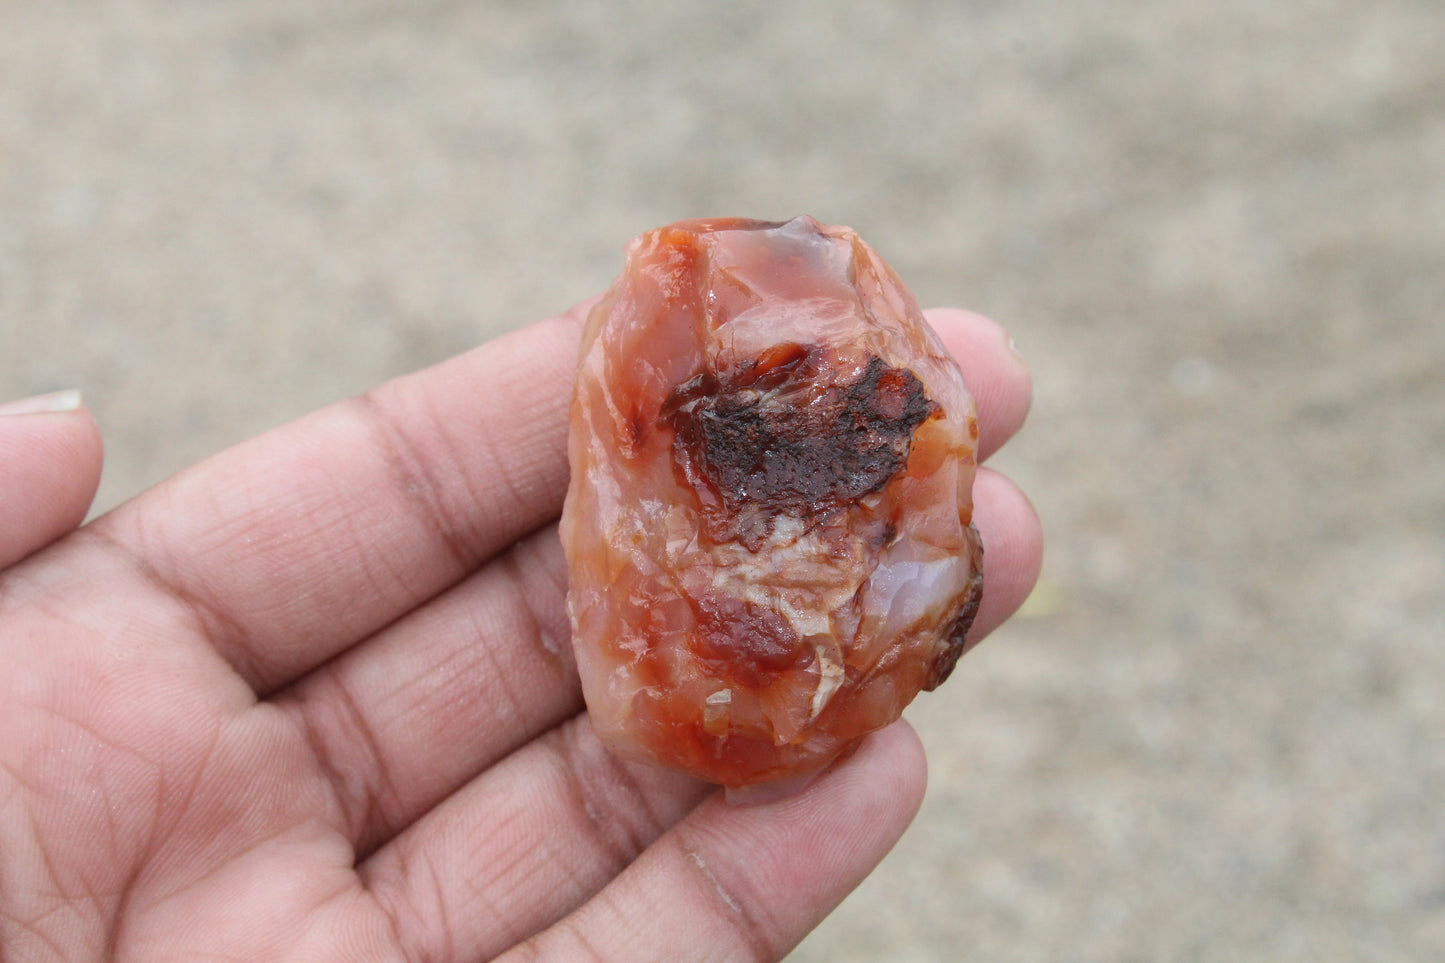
[{"left": 273, "top": 524, "right": 580, "bottom": 854}]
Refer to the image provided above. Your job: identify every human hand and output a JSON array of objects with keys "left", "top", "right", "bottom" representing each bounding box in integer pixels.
[{"left": 0, "top": 303, "right": 1039, "bottom": 961}]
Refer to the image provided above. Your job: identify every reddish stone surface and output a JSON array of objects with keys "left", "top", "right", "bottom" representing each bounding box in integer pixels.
[{"left": 561, "top": 216, "right": 983, "bottom": 790}]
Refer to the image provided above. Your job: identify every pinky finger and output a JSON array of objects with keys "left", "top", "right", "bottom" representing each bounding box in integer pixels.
[
  {"left": 499, "top": 720, "right": 929, "bottom": 963},
  {"left": 0, "top": 391, "right": 104, "bottom": 570}
]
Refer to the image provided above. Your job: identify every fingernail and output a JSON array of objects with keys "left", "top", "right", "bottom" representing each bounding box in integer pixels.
[
  {"left": 0, "top": 389, "right": 83, "bottom": 416},
  {"left": 1006, "top": 335, "right": 1024, "bottom": 363}
]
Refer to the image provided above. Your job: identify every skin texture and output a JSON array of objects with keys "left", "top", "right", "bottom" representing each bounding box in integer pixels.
[{"left": 0, "top": 303, "right": 1038, "bottom": 962}]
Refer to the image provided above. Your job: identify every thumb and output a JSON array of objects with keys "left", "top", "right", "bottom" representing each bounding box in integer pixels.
[{"left": 0, "top": 390, "right": 104, "bottom": 569}]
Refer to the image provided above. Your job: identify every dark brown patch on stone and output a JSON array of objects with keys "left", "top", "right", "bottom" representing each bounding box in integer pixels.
[
  {"left": 923, "top": 557, "right": 985, "bottom": 691},
  {"left": 663, "top": 343, "right": 937, "bottom": 548}
]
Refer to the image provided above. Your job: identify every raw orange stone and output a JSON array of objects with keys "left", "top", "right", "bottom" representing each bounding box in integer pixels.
[{"left": 560, "top": 216, "right": 983, "bottom": 793}]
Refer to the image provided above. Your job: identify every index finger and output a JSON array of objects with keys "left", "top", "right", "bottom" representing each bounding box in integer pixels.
[
  {"left": 78, "top": 303, "right": 1031, "bottom": 695},
  {"left": 83, "top": 306, "right": 587, "bottom": 694}
]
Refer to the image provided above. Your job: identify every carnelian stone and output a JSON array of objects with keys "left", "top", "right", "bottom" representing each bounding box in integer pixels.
[{"left": 560, "top": 216, "right": 983, "bottom": 791}]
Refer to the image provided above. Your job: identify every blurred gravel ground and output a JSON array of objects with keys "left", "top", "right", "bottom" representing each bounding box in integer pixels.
[{"left": 3, "top": 1, "right": 1443, "bottom": 960}]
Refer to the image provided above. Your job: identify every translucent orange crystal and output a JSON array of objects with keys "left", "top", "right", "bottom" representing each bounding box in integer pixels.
[{"left": 560, "top": 216, "right": 983, "bottom": 792}]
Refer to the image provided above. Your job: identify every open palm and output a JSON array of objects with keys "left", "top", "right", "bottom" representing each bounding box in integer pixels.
[{"left": 0, "top": 303, "right": 1039, "bottom": 962}]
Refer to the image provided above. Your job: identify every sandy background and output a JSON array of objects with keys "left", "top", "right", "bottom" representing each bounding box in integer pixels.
[{"left": 3, "top": 1, "right": 1443, "bottom": 960}]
